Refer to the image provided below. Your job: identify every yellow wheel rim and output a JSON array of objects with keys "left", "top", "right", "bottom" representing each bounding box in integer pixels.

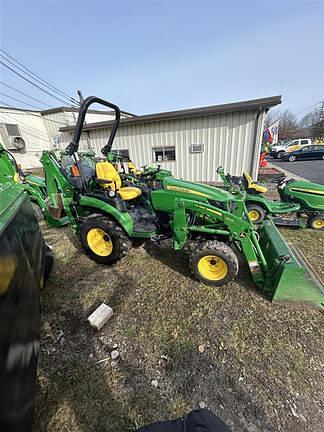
[
  {"left": 198, "top": 255, "right": 228, "bottom": 281},
  {"left": 87, "top": 228, "right": 113, "bottom": 256},
  {"left": 313, "top": 219, "right": 324, "bottom": 229},
  {"left": 248, "top": 210, "right": 260, "bottom": 222}
]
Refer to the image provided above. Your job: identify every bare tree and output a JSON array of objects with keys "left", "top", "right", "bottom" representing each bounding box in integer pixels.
[
  {"left": 299, "top": 107, "right": 324, "bottom": 138},
  {"left": 278, "top": 110, "right": 302, "bottom": 140},
  {"left": 264, "top": 108, "right": 280, "bottom": 129}
]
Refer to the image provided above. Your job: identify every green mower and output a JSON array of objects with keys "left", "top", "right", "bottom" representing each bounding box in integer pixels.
[
  {"left": 2, "top": 96, "right": 323, "bottom": 309},
  {"left": 217, "top": 166, "right": 324, "bottom": 230}
]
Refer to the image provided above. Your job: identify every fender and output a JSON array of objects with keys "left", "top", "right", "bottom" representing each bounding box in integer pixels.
[{"left": 79, "top": 195, "right": 134, "bottom": 235}]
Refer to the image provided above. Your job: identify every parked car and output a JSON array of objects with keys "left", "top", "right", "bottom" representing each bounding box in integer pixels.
[
  {"left": 270, "top": 138, "right": 312, "bottom": 159},
  {"left": 282, "top": 144, "right": 324, "bottom": 162}
]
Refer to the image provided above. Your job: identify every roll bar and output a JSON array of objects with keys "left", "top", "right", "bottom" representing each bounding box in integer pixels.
[{"left": 65, "top": 96, "right": 121, "bottom": 156}]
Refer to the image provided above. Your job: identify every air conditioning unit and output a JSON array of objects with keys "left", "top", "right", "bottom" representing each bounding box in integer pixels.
[
  {"left": 190, "top": 143, "right": 204, "bottom": 153},
  {"left": 8, "top": 136, "right": 26, "bottom": 152},
  {"left": 0, "top": 123, "right": 26, "bottom": 152}
]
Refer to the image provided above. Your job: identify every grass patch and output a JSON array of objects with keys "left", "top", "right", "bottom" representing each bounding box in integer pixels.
[{"left": 35, "top": 224, "right": 324, "bottom": 432}]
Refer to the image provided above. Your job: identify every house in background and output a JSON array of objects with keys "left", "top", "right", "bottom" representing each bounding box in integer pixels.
[{"left": 0, "top": 96, "right": 281, "bottom": 179}]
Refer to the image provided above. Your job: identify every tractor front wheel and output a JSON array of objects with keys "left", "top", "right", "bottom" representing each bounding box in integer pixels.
[
  {"left": 246, "top": 204, "right": 265, "bottom": 223},
  {"left": 80, "top": 215, "right": 131, "bottom": 264},
  {"left": 189, "top": 240, "right": 239, "bottom": 286},
  {"left": 307, "top": 214, "right": 324, "bottom": 231}
]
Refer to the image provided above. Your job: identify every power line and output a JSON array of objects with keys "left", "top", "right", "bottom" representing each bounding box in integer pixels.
[
  {"left": 0, "top": 82, "right": 52, "bottom": 108},
  {"left": 0, "top": 49, "right": 79, "bottom": 106},
  {"left": 0, "top": 60, "right": 76, "bottom": 107},
  {"left": 0, "top": 91, "right": 44, "bottom": 110},
  {"left": 0, "top": 109, "right": 53, "bottom": 137},
  {"left": 0, "top": 114, "right": 51, "bottom": 141},
  {"left": 0, "top": 100, "right": 68, "bottom": 125},
  {"left": 295, "top": 101, "right": 322, "bottom": 118}
]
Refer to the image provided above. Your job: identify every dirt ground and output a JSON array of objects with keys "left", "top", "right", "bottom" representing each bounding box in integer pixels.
[{"left": 33, "top": 221, "right": 324, "bottom": 432}]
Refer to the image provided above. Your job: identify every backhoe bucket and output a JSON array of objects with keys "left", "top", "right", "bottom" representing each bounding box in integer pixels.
[{"left": 258, "top": 220, "right": 324, "bottom": 310}]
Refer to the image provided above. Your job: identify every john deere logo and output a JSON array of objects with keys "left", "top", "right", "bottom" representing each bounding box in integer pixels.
[
  {"left": 239, "top": 232, "right": 247, "bottom": 238},
  {"left": 166, "top": 185, "right": 210, "bottom": 198}
]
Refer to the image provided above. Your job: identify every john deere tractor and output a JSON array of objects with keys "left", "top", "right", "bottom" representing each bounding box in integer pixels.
[
  {"left": 2, "top": 96, "right": 322, "bottom": 309},
  {"left": 218, "top": 166, "right": 324, "bottom": 229}
]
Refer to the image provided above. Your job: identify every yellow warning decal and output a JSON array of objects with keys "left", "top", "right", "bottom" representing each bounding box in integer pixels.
[
  {"left": 166, "top": 185, "right": 210, "bottom": 198},
  {"left": 290, "top": 187, "right": 324, "bottom": 195},
  {"left": 196, "top": 205, "right": 222, "bottom": 216}
]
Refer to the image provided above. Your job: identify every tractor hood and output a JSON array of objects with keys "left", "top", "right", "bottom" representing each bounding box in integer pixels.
[
  {"left": 288, "top": 180, "right": 324, "bottom": 195},
  {"left": 163, "top": 177, "right": 234, "bottom": 202}
]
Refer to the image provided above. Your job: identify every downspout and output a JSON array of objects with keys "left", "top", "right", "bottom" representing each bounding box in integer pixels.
[{"left": 250, "top": 106, "right": 264, "bottom": 179}]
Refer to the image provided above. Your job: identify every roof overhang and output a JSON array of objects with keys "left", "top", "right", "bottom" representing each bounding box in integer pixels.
[{"left": 59, "top": 95, "right": 281, "bottom": 133}]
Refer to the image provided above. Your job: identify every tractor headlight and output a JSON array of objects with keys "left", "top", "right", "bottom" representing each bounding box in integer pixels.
[{"left": 108, "top": 190, "right": 116, "bottom": 197}]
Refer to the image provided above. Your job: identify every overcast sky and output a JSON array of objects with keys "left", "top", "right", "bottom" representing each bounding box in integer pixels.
[{"left": 0, "top": 0, "right": 323, "bottom": 117}]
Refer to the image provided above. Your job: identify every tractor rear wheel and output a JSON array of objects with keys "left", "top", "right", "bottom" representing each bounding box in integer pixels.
[
  {"left": 246, "top": 204, "right": 265, "bottom": 223},
  {"left": 32, "top": 202, "right": 44, "bottom": 221},
  {"left": 189, "top": 240, "right": 239, "bottom": 286},
  {"left": 80, "top": 215, "right": 131, "bottom": 264},
  {"left": 307, "top": 214, "right": 324, "bottom": 231}
]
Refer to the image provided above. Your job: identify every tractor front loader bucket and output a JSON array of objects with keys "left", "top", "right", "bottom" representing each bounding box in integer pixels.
[{"left": 257, "top": 220, "right": 324, "bottom": 310}]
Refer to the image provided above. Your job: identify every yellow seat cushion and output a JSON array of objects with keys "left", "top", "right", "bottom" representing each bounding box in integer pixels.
[
  {"left": 95, "top": 161, "right": 142, "bottom": 200},
  {"left": 243, "top": 172, "right": 268, "bottom": 193},
  {"left": 118, "top": 187, "right": 142, "bottom": 200},
  {"left": 251, "top": 184, "right": 268, "bottom": 193}
]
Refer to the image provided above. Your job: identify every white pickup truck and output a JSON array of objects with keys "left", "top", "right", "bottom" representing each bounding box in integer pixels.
[{"left": 269, "top": 138, "right": 312, "bottom": 159}]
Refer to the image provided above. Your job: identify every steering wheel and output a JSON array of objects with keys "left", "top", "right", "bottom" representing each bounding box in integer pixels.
[
  {"left": 272, "top": 174, "right": 286, "bottom": 184},
  {"left": 140, "top": 168, "right": 160, "bottom": 179}
]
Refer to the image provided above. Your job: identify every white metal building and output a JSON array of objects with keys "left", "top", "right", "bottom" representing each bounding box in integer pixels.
[
  {"left": 59, "top": 96, "right": 281, "bottom": 181},
  {"left": 0, "top": 106, "right": 131, "bottom": 167}
]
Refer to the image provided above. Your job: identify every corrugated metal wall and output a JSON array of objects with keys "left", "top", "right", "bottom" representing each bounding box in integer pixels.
[
  {"left": 59, "top": 108, "right": 265, "bottom": 181},
  {"left": 42, "top": 110, "right": 116, "bottom": 145}
]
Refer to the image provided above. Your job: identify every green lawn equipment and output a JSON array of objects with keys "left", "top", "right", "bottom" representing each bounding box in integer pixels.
[
  {"left": 217, "top": 166, "right": 324, "bottom": 230},
  {"left": 0, "top": 173, "right": 53, "bottom": 431},
  {"left": 13, "top": 95, "right": 321, "bottom": 309}
]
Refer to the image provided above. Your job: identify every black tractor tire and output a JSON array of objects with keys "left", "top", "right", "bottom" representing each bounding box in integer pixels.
[
  {"left": 307, "top": 214, "right": 324, "bottom": 231},
  {"left": 246, "top": 204, "right": 266, "bottom": 224},
  {"left": 80, "top": 215, "right": 132, "bottom": 264},
  {"left": 288, "top": 154, "right": 297, "bottom": 162},
  {"left": 32, "top": 202, "right": 44, "bottom": 221},
  {"left": 189, "top": 240, "right": 239, "bottom": 286},
  {"left": 277, "top": 151, "right": 285, "bottom": 159}
]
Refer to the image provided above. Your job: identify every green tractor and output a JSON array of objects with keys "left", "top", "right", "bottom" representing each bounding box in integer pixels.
[
  {"left": 0, "top": 148, "right": 54, "bottom": 431},
  {"left": 2, "top": 96, "right": 323, "bottom": 309},
  {"left": 217, "top": 166, "right": 324, "bottom": 230}
]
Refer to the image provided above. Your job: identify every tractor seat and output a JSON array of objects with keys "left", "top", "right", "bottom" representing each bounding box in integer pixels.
[
  {"left": 243, "top": 172, "right": 268, "bottom": 194},
  {"left": 95, "top": 161, "right": 142, "bottom": 201}
]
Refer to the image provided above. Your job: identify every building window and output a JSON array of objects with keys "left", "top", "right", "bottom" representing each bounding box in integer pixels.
[
  {"left": 117, "top": 149, "right": 130, "bottom": 158},
  {"left": 153, "top": 146, "right": 176, "bottom": 162},
  {"left": 52, "top": 135, "right": 60, "bottom": 149},
  {"left": 190, "top": 143, "right": 204, "bottom": 153},
  {"left": 5, "top": 123, "right": 20, "bottom": 136}
]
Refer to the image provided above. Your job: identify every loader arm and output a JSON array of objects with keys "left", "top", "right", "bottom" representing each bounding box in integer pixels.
[
  {"left": 171, "top": 197, "right": 324, "bottom": 309},
  {"left": 172, "top": 197, "right": 267, "bottom": 287}
]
